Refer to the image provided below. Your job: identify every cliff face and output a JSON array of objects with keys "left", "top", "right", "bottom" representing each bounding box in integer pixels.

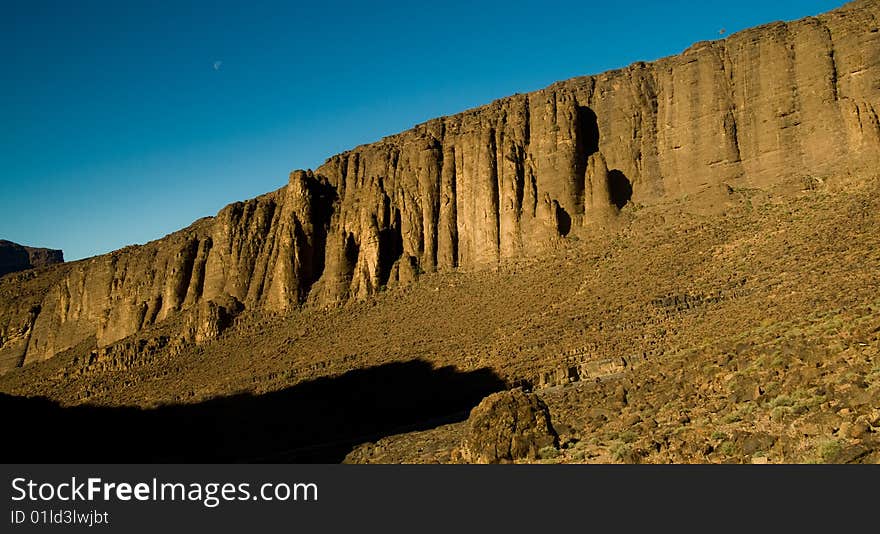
[
  {"left": 310, "top": 0, "right": 880, "bottom": 303},
  {"left": 2, "top": 0, "right": 878, "bottom": 371},
  {"left": 0, "top": 241, "right": 64, "bottom": 277}
]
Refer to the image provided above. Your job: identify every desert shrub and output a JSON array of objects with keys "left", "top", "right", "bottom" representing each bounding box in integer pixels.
[
  {"left": 817, "top": 439, "right": 842, "bottom": 463},
  {"left": 722, "top": 412, "right": 742, "bottom": 424},
  {"left": 711, "top": 431, "right": 729, "bottom": 441},
  {"left": 610, "top": 442, "right": 633, "bottom": 462},
  {"left": 770, "top": 406, "right": 793, "bottom": 422},
  {"left": 769, "top": 394, "right": 795, "bottom": 408},
  {"left": 618, "top": 431, "right": 638, "bottom": 444},
  {"left": 538, "top": 446, "right": 560, "bottom": 460},
  {"left": 718, "top": 441, "right": 737, "bottom": 456}
]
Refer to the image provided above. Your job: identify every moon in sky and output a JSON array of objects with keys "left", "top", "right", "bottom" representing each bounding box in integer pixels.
[{"left": 213, "top": 60, "right": 223, "bottom": 71}]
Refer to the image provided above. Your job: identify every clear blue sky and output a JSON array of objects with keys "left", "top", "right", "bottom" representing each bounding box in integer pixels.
[{"left": 2, "top": 0, "right": 845, "bottom": 261}]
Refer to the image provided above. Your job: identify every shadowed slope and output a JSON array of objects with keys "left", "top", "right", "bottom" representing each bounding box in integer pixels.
[{"left": 0, "top": 360, "right": 504, "bottom": 463}]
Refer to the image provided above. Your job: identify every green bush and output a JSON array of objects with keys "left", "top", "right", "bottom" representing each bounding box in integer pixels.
[
  {"left": 611, "top": 442, "right": 633, "bottom": 462},
  {"left": 817, "top": 439, "right": 842, "bottom": 463}
]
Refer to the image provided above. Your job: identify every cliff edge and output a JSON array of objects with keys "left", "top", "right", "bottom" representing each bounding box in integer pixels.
[{"left": 1, "top": 0, "right": 878, "bottom": 372}]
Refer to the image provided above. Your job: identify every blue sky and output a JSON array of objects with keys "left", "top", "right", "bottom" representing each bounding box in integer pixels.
[{"left": 2, "top": 0, "right": 845, "bottom": 261}]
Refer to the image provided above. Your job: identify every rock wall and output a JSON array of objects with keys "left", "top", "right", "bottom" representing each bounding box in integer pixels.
[
  {"left": 10, "top": 171, "right": 332, "bottom": 368},
  {"left": 308, "top": 0, "right": 880, "bottom": 303},
  {"left": 2, "top": 0, "right": 878, "bottom": 370},
  {"left": 0, "top": 241, "right": 64, "bottom": 277}
]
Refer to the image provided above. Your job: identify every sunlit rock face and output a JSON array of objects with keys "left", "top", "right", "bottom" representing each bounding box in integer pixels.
[{"left": 2, "top": 0, "right": 878, "bottom": 370}]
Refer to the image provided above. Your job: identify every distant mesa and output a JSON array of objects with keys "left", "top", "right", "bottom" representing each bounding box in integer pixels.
[{"left": 0, "top": 240, "right": 64, "bottom": 277}]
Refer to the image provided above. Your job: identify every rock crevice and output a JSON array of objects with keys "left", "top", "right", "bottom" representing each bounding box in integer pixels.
[{"left": 2, "top": 0, "right": 879, "bottom": 370}]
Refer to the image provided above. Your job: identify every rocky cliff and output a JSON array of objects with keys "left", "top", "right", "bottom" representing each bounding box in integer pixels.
[
  {"left": 1, "top": 0, "right": 878, "bottom": 372},
  {"left": 0, "top": 240, "right": 64, "bottom": 277}
]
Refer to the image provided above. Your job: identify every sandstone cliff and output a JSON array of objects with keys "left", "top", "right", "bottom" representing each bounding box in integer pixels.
[{"left": 1, "top": 0, "right": 878, "bottom": 372}]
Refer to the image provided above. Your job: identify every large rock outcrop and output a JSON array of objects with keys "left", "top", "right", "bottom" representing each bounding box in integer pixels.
[
  {"left": 456, "top": 389, "right": 558, "bottom": 464},
  {"left": 0, "top": 241, "right": 63, "bottom": 277},
  {"left": 1, "top": 0, "right": 878, "bottom": 371}
]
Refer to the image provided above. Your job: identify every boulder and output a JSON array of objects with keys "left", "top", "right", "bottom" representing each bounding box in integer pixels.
[
  {"left": 192, "top": 295, "right": 243, "bottom": 343},
  {"left": 458, "top": 389, "right": 558, "bottom": 464}
]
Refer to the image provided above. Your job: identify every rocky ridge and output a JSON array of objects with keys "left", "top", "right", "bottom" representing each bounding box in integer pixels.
[
  {"left": 1, "top": 0, "right": 878, "bottom": 373},
  {"left": 2, "top": 166, "right": 879, "bottom": 463},
  {"left": 0, "top": 240, "right": 63, "bottom": 277}
]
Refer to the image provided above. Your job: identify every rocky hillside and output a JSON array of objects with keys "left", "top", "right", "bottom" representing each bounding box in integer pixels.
[
  {"left": 0, "top": 240, "right": 63, "bottom": 277},
  {"left": 2, "top": 167, "right": 878, "bottom": 463},
  {"left": 1, "top": 0, "right": 878, "bottom": 378}
]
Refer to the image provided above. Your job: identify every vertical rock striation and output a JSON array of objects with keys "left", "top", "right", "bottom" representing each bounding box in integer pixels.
[{"left": 2, "top": 0, "right": 878, "bottom": 370}]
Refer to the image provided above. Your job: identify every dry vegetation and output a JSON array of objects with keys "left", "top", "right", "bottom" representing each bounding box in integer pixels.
[{"left": 2, "top": 170, "right": 878, "bottom": 463}]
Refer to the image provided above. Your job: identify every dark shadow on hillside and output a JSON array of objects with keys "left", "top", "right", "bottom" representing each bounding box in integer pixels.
[
  {"left": 556, "top": 205, "right": 572, "bottom": 237},
  {"left": 608, "top": 170, "right": 633, "bottom": 209},
  {"left": 300, "top": 178, "right": 337, "bottom": 297},
  {"left": 378, "top": 227, "right": 403, "bottom": 287},
  {"left": 0, "top": 360, "right": 505, "bottom": 463},
  {"left": 0, "top": 241, "right": 32, "bottom": 277},
  {"left": 576, "top": 106, "right": 600, "bottom": 156},
  {"left": 574, "top": 106, "right": 600, "bottom": 210}
]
